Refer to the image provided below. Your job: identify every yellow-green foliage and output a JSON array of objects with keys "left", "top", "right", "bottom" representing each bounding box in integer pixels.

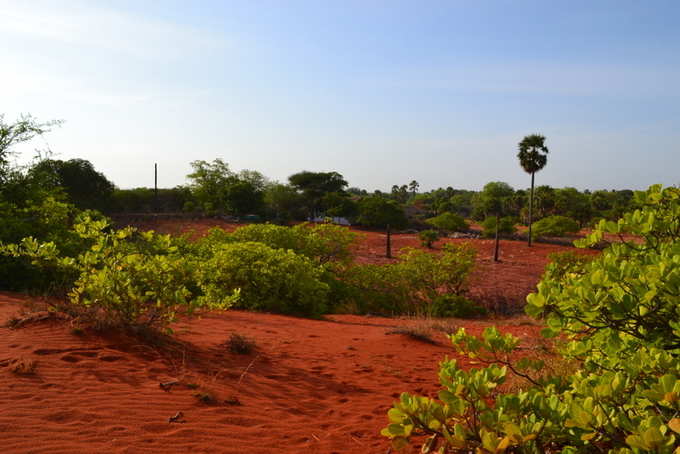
[
  {"left": 426, "top": 212, "right": 469, "bottom": 232},
  {"left": 382, "top": 185, "right": 680, "bottom": 453},
  {"left": 341, "top": 244, "right": 477, "bottom": 316},
  {"left": 3, "top": 217, "right": 235, "bottom": 329},
  {"left": 197, "top": 241, "right": 329, "bottom": 317},
  {"left": 531, "top": 215, "right": 580, "bottom": 239},
  {"left": 227, "top": 222, "right": 357, "bottom": 264}
]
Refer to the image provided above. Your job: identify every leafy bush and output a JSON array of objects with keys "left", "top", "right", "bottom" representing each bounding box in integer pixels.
[
  {"left": 340, "top": 244, "right": 476, "bottom": 316},
  {"left": 2, "top": 217, "right": 234, "bottom": 330},
  {"left": 426, "top": 212, "right": 469, "bottom": 232},
  {"left": 382, "top": 185, "right": 680, "bottom": 453},
  {"left": 339, "top": 263, "right": 412, "bottom": 315},
  {"left": 0, "top": 197, "right": 91, "bottom": 292},
  {"left": 531, "top": 215, "right": 580, "bottom": 238},
  {"left": 430, "top": 294, "right": 487, "bottom": 318},
  {"left": 543, "top": 251, "right": 593, "bottom": 281},
  {"left": 197, "top": 241, "right": 329, "bottom": 317},
  {"left": 228, "top": 222, "right": 357, "bottom": 264},
  {"left": 481, "top": 216, "right": 517, "bottom": 238},
  {"left": 419, "top": 229, "right": 439, "bottom": 248}
]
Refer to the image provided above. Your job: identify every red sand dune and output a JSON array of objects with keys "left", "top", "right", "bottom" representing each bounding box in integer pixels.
[
  {"left": 0, "top": 294, "right": 545, "bottom": 454},
  {"left": 0, "top": 221, "right": 597, "bottom": 453}
]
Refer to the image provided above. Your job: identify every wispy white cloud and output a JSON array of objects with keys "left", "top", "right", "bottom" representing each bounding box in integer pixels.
[{"left": 0, "top": 0, "right": 226, "bottom": 60}]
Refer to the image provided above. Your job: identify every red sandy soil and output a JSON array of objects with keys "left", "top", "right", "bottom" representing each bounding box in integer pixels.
[
  {"left": 0, "top": 293, "right": 545, "bottom": 454},
  {"left": 0, "top": 219, "right": 597, "bottom": 453}
]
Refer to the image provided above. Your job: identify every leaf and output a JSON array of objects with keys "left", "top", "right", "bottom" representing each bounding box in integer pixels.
[
  {"left": 668, "top": 418, "right": 680, "bottom": 435},
  {"left": 388, "top": 408, "right": 406, "bottom": 423}
]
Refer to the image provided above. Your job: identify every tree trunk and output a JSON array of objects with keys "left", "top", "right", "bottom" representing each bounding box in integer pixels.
[
  {"left": 528, "top": 171, "right": 535, "bottom": 247},
  {"left": 493, "top": 214, "right": 500, "bottom": 262},
  {"left": 386, "top": 224, "right": 392, "bottom": 258}
]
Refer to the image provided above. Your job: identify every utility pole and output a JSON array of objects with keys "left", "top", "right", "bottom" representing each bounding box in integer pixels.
[{"left": 154, "top": 163, "right": 158, "bottom": 212}]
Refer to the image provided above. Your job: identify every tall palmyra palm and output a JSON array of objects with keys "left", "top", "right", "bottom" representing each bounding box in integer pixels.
[{"left": 517, "top": 134, "right": 549, "bottom": 246}]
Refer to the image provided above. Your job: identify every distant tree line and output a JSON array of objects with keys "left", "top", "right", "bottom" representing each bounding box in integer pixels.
[{"left": 0, "top": 115, "right": 640, "bottom": 238}]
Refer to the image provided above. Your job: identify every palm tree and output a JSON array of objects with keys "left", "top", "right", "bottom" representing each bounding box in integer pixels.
[
  {"left": 517, "top": 134, "right": 549, "bottom": 246},
  {"left": 408, "top": 180, "right": 419, "bottom": 198}
]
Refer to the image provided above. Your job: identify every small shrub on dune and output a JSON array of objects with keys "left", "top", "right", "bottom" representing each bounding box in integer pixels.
[
  {"left": 430, "top": 294, "right": 487, "bottom": 319},
  {"left": 197, "top": 241, "right": 329, "bottom": 317},
  {"left": 226, "top": 333, "right": 256, "bottom": 355},
  {"left": 418, "top": 229, "right": 439, "bottom": 248},
  {"left": 481, "top": 216, "right": 517, "bottom": 238},
  {"left": 531, "top": 215, "right": 580, "bottom": 239},
  {"left": 425, "top": 212, "right": 469, "bottom": 233},
  {"left": 2, "top": 217, "right": 236, "bottom": 332},
  {"left": 386, "top": 326, "right": 437, "bottom": 345},
  {"left": 229, "top": 222, "right": 358, "bottom": 264},
  {"left": 339, "top": 243, "right": 476, "bottom": 316}
]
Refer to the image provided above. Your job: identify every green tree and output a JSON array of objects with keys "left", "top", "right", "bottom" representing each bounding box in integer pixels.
[
  {"left": 554, "top": 187, "right": 591, "bottom": 226},
  {"left": 517, "top": 134, "right": 549, "bottom": 247},
  {"left": 187, "top": 159, "right": 235, "bottom": 214},
  {"left": 320, "top": 191, "right": 358, "bottom": 219},
  {"left": 187, "top": 159, "right": 264, "bottom": 216},
  {"left": 0, "top": 114, "right": 62, "bottom": 184},
  {"left": 29, "top": 158, "right": 115, "bottom": 211},
  {"left": 357, "top": 196, "right": 407, "bottom": 229},
  {"left": 288, "top": 171, "right": 348, "bottom": 217},
  {"left": 480, "top": 182, "right": 514, "bottom": 261},
  {"left": 391, "top": 184, "right": 409, "bottom": 203},
  {"left": 263, "top": 183, "right": 306, "bottom": 222},
  {"left": 408, "top": 180, "right": 420, "bottom": 198}
]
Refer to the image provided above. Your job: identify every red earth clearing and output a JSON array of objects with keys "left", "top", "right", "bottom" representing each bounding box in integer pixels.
[{"left": 0, "top": 219, "right": 598, "bottom": 453}]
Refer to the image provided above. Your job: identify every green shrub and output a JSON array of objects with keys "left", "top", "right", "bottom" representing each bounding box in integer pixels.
[
  {"left": 338, "top": 263, "right": 412, "bottom": 315},
  {"left": 418, "top": 229, "right": 439, "bottom": 248},
  {"left": 481, "top": 216, "right": 516, "bottom": 238},
  {"left": 2, "top": 217, "right": 233, "bottom": 330},
  {"left": 340, "top": 244, "right": 476, "bottom": 316},
  {"left": 228, "top": 222, "right": 357, "bottom": 264},
  {"left": 531, "top": 215, "right": 580, "bottom": 238},
  {"left": 197, "top": 241, "right": 329, "bottom": 317},
  {"left": 430, "top": 294, "right": 487, "bottom": 318},
  {"left": 425, "top": 212, "right": 468, "bottom": 232},
  {"left": 0, "top": 197, "right": 92, "bottom": 292},
  {"left": 382, "top": 185, "right": 680, "bottom": 453},
  {"left": 543, "top": 251, "right": 593, "bottom": 281}
]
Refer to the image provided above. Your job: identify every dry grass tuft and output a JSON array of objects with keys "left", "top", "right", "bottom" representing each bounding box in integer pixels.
[
  {"left": 386, "top": 326, "right": 438, "bottom": 344},
  {"left": 226, "top": 333, "right": 256, "bottom": 355},
  {"left": 9, "top": 357, "right": 37, "bottom": 376}
]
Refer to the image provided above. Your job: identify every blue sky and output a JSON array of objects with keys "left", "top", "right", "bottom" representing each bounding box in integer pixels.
[{"left": 2, "top": 0, "right": 679, "bottom": 191}]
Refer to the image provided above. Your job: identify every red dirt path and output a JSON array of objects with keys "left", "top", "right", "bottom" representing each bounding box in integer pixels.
[{"left": 0, "top": 219, "right": 597, "bottom": 453}]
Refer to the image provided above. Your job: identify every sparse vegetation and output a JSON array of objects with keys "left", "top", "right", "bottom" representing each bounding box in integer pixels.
[
  {"left": 418, "top": 229, "right": 439, "bottom": 248},
  {"left": 8, "top": 357, "right": 37, "bottom": 375},
  {"left": 531, "top": 215, "right": 580, "bottom": 238},
  {"left": 386, "top": 326, "right": 438, "bottom": 344},
  {"left": 226, "top": 333, "right": 256, "bottom": 355},
  {"left": 382, "top": 185, "right": 680, "bottom": 453},
  {"left": 425, "top": 212, "right": 469, "bottom": 233}
]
